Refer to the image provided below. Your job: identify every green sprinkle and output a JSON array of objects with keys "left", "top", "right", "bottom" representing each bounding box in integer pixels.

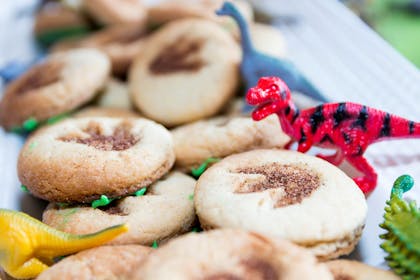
[
  {"left": 191, "top": 157, "right": 220, "bottom": 178},
  {"left": 28, "top": 141, "right": 38, "bottom": 151},
  {"left": 188, "top": 194, "right": 194, "bottom": 201},
  {"left": 56, "top": 202, "right": 69, "bottom": 208},
  {"left": 91, "top": 195, "right": 113, "bottom": 208},
  {"left": 46, "top": 113, "right": 69, "bottom": 125},
  {"left": 191, "top": 226, "right": 202, "bottom": 233},
  {"left": 36, "top": 26, "right": 91, "bottom": 47},
  {"left": 20, "top": 185, "right": 29, "bottom": 193},
  {"left": 134, "top": 188, "right": 147, "bottom": 197},
  {"left": 152, "top": 240, "right": 158, "bottom": 248},
  {"left": 22, "top": 117, "right": 39, "bottom": 132}
]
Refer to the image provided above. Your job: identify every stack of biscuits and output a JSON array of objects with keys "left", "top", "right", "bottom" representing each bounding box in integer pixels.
[{"left": 0, "top": 0, "right": 400, "bottom": 279}]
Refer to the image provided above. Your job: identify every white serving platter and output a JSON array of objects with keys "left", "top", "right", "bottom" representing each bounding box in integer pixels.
[{"left": 0, "top": 0, "right": 419, "bottom": 271}]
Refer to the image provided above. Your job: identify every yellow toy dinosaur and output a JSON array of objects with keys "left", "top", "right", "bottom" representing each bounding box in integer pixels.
[{"left": 0, "top": 209, "right": 128, "bottom": 279}]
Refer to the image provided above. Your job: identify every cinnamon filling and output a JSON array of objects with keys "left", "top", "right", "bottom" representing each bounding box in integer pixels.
[
  {"left": 203, "top": 274, "right": 241, "bottom": 280},
  {"left": 12, "top": 61, "right": 62, "bottom": 95},
  {"left": 202, "top": 258, "right": 277, "bottom": 280},
  {"left": 60, "top": 121, "right": 139, "bottom": 151},
  {"left": 333, "top": 274, "right": 354, "bottom": 280},
  {"left": 240, "top": 258, "right": 278, "bottom": 280},
  {"left": 149, "top": 38, "right": 205, "bottom": 74},
  {"left": 234, "top": 164, "right": 320, "bottom": 207}
]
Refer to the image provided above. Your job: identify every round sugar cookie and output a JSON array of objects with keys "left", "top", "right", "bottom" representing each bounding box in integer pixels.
[
  {"left": 18, "top": 117, "right": 174, "bottom": 203},
  {"left": 147, "top": 0, "right": 253, "bottom": 40},
  {"left": 53, "top": 25, "right": 150, "bottom": 76},
  {"left": 147, "top": 0, "right": 252, "bottom": 24},
  {"left": 129, "top": 18, "right": 240, "bottom": 126},
  {"left": 251, "top": 23, "right": 287, "bottom": 58},
  {"left": 34, "top": 1, "right": 89, "bottom": 46},
  {"left": 0, "top": 49, "right": 110, "bottom": 130},
  {"left": 43, "top": 172, "right": 196, "bottom": 245},
  {"left": 130, "top": 229, "right": 333, "bottom": 279},
  {"left": 37, "top": 245, "right": 151, "bottom": 280},
  {"left": 195, "top": 149, "right": 367, "bottom": 260},
  {"left": 94, "top": 79, "right": 133, "bottom": 110},
  {"left": 74, "top": 107, "right": 140, "bottom": 119},
  {"left": 172, "top": 114, "right": 290, "bottom": 169},
  {"left": 326, "top": 260, "right": 400, "bottom": 280},
  {"left": 82, "top": 0, "right": 147, "bottom": 25}
]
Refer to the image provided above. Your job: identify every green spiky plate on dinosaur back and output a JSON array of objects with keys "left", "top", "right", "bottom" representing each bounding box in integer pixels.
[{"left": 380, "top": 175, "right": 420, "bottom": 279}]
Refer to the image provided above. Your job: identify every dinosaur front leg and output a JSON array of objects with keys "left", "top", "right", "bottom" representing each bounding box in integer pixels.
[
  {"left": 6, "top": 258, "right": 49, "bottom": 279},
  {"left": 316, "top": 150, "right": 344, "bottom": 165},
  {"left": 346, "top": 155, "right": 378, "bottom": 194}
]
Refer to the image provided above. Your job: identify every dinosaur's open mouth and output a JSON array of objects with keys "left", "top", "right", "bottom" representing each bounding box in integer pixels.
[{"left": 252, "top": 101, "right": 278, "bottom": 121}]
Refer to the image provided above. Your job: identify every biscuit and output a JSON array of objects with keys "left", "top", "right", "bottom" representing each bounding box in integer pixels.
[
  {"left": 82, "top": 0, "right": 147, "bottom": 26},
  {"left": 326, "top": 260, "right": 400, "bottom": 280},
  {"left": 147, "top": 0, "right": 224, "bottom": 24},
  {"left": 0, "top": 49, "right": 110, "bottom": 130},
  {"left": 130, "top": 229, "right": 333, "bottom": 279},
  {"left": 53, "top": 25, "right": 150, "bottom": 76},
  {"left": 220, "top": 97, "right": 248, "bottom": 116},
  {"left": 195, "top": 149, "right": 367, "bottom": 260},
  {"left": 74, "top": 107, "right": 140, "bottom": 119},
  {"left": 251, "top": 23, "right": 287, "bottom": 58},
  {"left": 171, "top": 115, "right": 290, "bottom": 169},
  {"left": 95, "top": 79, "right": 133, "bottom": 110},
  {"left": 148, "top": 0, "right": 253, "bottom": 38},
  {"left": 129, "top": 19, "right": 240, "bottom": 126},
  {"left": 43, "top": 172, "right": 196, "bottom": 245},
  {"left": 37, "top": 245, "right": 151, "bottom": 280},
  {"left": 34, "top": 1, "right": 89, "bottom": 46},
  {"left": 18, "top": 117, "right": 174, "bottom": 203}
]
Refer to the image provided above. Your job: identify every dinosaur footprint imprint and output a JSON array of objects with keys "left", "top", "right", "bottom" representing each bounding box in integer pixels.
[{"left": 232, "top": 163, "right": 320, "bottom": 208}]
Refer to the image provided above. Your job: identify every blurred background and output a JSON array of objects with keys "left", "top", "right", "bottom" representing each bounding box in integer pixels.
[{"left": 344, "top": 0, "right": 420, "bottom": 68}]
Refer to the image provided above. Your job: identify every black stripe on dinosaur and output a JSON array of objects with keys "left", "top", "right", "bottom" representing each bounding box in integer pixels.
[
  {"left": 299, "top": 128, "right": 307, "bottom": 144},
  {"left": 351, "top": 106, "right": 368, "bottom": 131},
  {"left": 320, "top": 134, "right": 333, "bottom": 144},
  {"left": 333, "top": 103, "right": 350, "bottom": 128},
  {"left": 351, "top": 145, "right": 364, "bottom": 157},
  {"left": 379, "top": 113, "right": 391, "bottom": 137},
  {"left": 310, "top": 105, "right": 324, "bottom": 134},
  {"left": 292, "top": 107, "right": 300, "bottom": 123},
  {"left": 342, "top": 132, "right": 352, "bottom": 144},
  {"left": 409, "top": 121, "right": 415, "bottom": 134},
  {"left": 285, "top": 106, "right": 291, "bottom": 116}
]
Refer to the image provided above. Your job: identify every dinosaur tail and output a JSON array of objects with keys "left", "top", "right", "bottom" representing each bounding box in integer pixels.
[
  {"left": 379, "top": 115, "right": 420, "bottom": 140},
  {"left": 44, "top": 224, "right": 128, "bottom": 257}
]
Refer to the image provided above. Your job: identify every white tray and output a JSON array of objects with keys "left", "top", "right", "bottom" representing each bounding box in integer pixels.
[{"left": 1, "top": 0, "right": 419, "bottom": 270}]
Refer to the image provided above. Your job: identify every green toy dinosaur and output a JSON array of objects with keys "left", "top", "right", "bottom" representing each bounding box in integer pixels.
[{"left": 380, "top": 175, "right": 420, "bottom": 280}]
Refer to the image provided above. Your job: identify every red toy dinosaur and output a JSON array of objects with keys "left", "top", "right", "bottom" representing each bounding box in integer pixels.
[{"left": 246, "top": 76, "right": 420, "bottom": 194}]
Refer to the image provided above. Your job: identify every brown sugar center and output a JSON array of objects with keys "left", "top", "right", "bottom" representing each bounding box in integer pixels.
[
  {"left": 11, "top": 61, "right": 62, "bottom": 95},
  {"left": 234, "top": 163, "right": 320, "bottom": 208},
  {"left": 59, "top": 121, "right": 139, "bottom": 151},
  {"left": 149, "top": 38, "right": 206, "bottom": 74},
  {"left": 202, "top": 258, "right": 278, "bottom": 280}
]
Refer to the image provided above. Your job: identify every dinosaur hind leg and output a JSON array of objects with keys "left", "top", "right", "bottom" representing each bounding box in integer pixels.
[
  {"left": 7, "top": 258, "right": 49, "bottom": 279},
  {"left": 346, "top": 155, "right": 378, "bottom": 194},
  {"left": 316, "top": 150, "right": 344, "bottom": 165}
]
